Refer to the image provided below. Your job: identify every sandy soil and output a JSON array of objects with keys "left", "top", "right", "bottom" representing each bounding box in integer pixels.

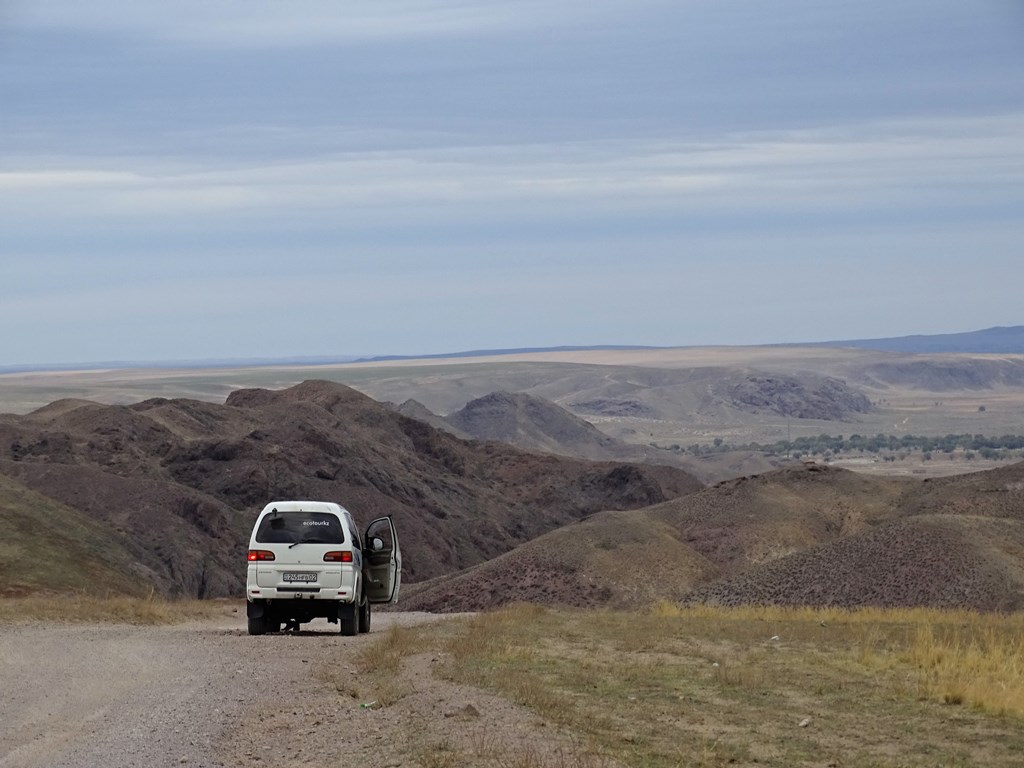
[{"left": 0, "top": 611, "right": 566, "bottom": 768}]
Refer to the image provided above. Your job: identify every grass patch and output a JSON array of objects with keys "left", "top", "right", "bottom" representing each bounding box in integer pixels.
[
  {"left": 355, "top": 623, "right": 423, "bottom": 675},
  {"left": 317, "top": 623, "right": 435, "bottom": 708},
  {"left": 434, "top": 604, "right": 1024, "bottom": 768},
  {"left": 414, "top": 738, "right": 612, "bottom": 768},
  {"left": 0, "top": 594, "right": 234, "bottom": 624},
  {"left": 315, "top": 604, "right": 1024, "bottom": 766},
  {"left": 899, "top": 622, "right": 1024, "bottom": 716}
]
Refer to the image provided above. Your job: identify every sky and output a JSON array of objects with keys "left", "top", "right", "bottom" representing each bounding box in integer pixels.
[{"left": 1, "top": 0, "right": 1023, "bottom": 366}]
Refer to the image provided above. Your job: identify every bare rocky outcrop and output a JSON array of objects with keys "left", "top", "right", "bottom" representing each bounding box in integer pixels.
[{"left": 726, "top": 375, "right": 872, "bottom": 420}]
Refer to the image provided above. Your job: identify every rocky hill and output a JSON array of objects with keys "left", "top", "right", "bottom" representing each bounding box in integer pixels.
[
  {"left": 394, "top": 389, "right": 782, "bottom": 485},
  {"left": 724, "top": 375, "right": 872, "bottom": 419},
  {"left": 390, "top": 399, "right": 470, "bottom": 439},
  {"left": 860, "top": 357, "right": 1024, "bottom": 391},
  {"left": 446, "top": 391, "right": 645, "bottom": 460},
  {"left": 8, "top": 377, "right": 1024, "bottom": 613},
  {"left": 685, "top": 514, "right": 1024, "bottom": 611},
  {"left": 0, "top": 381, "right": 703, "bottom": 598},
  {"left": 443, "top": 390, "right": 759, "bottom": 478},
  {"left": 401, "top": 461, "right": 1024, "bottom": 613}
]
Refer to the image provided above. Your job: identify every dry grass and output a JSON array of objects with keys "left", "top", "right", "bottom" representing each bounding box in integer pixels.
[
  {"left": 355, "top": 623, "right": 423, "bottom": 674},
  {"left": 901, "top": 623, "right": 1024, "bottom": 716},
  {"left": 415, "top": 737, "right": 610, "bottom": 768},
  {"left": 424, "top": 603, "right": 1024, "bottom": 768},
  {"left": 654, "top": 602, "right": 1024, "bottom": 717},
  {"left": 0, "top": 593, "right": 233, "bottom": 624},
  {"left": 318, "top": 603, "right": 1024, "bottom": 766},
  {"left": 316, "top": 623, "right": 428, "bottom": 708},
  {"left": 318, "top": 614, "right": 617, "bottom": 767}
]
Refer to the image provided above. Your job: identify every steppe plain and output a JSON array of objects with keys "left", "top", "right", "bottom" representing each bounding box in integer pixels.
[
  {"left": 2, "top": 348, "right": 1021, "bottom": 429},
  {"left": 4, "top": 345, "right": 1023, "bottom": 478}
]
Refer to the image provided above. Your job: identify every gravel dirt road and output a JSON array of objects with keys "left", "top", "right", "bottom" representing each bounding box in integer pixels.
[{"left": 1, "top": 610, "right": 578, "bottom": 768}]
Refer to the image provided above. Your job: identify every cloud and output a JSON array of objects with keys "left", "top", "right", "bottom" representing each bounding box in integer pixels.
[
  {"left": 2, "top": 1, "right": 1021, "bottom": 363},
  {"left": 6, "top": 0, "right": 649, "bottom": 47},
  {"left": 1, "top": 114, "right": 1020, "bottom": 232}
]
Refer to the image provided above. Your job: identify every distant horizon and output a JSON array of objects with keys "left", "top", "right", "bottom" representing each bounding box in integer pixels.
[{"left": 2, "top": 324, "right": 1020, "bottom": 374}]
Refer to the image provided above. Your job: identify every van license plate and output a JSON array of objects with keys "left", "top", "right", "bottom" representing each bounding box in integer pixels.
[{"left": 283, "top": 572, "right": 317, "bottom": 583}]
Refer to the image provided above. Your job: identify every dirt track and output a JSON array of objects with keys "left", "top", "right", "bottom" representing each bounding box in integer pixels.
[{"left": 0, "top": 611, "right": 511, "bottom": 768}]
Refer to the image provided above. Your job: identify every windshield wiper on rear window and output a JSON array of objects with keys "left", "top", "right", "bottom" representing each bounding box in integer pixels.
[{"left": 288, "top": 537, "right": 326, "bottom": 548}]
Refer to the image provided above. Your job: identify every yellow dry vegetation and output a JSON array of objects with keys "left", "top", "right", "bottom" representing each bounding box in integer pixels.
[
  {"left": 656, "top": 602, "right": 1024, "bottom": 717},
  {"left": 903, "top": 622, "right": 1024, "bottom": 715},
  {"left": 0, "top": 594, "right": 232, "bottom": 624},
  {"left": 353, "top": 603, "right": 1024, "bottom": 768}
]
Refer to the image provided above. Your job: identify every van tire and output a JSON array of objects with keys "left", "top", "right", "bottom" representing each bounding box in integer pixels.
[
  {"left": 339, "top": 603, "right": 359, "bottom": 636},
  {"left": 359, "top": 596, "right": 371, "bottom": 634},
  {"left": 247, "top": 615, "right": 268, "bottom": 636}
]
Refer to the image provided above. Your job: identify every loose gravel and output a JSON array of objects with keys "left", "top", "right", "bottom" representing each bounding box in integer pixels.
[{"left": 0, "top": 611, "right": 458, "bottom": 768}]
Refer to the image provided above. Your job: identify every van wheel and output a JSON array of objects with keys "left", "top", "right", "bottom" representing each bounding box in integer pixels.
[
  {"left": 247, "top": 615, "right": 267, "bottom": 636},
  {"left": 339, "top": 603, "right": 359, "bottom": 636},
  {"left": 358, "top": 596, "right": 371, "bottom": 634}
]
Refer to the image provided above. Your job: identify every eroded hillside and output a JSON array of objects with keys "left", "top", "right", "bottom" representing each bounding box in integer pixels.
[
  {"left": 402, "top": 462, "right": 1024, "bottom": 612},
  {"left": 0, "top": 380, "right": 702, "bottom": 597}
]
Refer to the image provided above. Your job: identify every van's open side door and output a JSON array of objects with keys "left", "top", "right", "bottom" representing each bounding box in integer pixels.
[{"left": 363, "top": 516, "right": 401, "bottom": 604}]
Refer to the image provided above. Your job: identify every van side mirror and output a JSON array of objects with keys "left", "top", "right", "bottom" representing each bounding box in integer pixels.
[{"left": 370, "top": 536, "right": 385, "bottom": 552}]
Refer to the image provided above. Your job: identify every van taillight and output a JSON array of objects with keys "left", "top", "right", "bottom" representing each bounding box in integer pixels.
[
  {"left": 248, "top": 550, "right": 275, "bottom": 562},
  {"left": 323, "top": 551, "right": 353, "bottom": 563}
]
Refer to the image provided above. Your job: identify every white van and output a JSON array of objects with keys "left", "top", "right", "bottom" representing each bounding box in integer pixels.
[{"left": 245, "top": 501, "right": 401, "bottom": 636}]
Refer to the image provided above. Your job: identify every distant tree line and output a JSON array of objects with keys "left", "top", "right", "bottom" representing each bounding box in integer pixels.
[{"left": 662, "top": 433, "right": 1024, "bottom": 459}]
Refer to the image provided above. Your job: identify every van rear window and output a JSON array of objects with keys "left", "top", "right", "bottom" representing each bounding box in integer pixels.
[{"left": 255, "top": 511, "right": 345, "bottom": 544}]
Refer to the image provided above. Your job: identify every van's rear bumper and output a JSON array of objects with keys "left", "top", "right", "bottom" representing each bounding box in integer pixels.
[
  {"left": 247, "top": 562, "right": 357, "bottom": 599},
  {"left": 246, "top": 593, "right": 356, "bottom": 624},
  {"left": 247, "top": 587, "right": 355, "bottom": 603}
]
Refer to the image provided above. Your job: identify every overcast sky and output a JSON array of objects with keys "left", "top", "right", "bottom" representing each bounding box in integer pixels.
[{"left": 2, "top": 0, "right": 1022, "bottom": 365}]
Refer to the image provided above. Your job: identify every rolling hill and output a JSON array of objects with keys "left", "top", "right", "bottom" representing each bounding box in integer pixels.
[
  {"left": 803, "top": 325, "right": 1024, "bottom": 355},
  {"left": 437, "top": 389, "right": 786, "bottom": 482},
  {"left": 6, "top": 377, "right": 1024, "bottom": 613},
  {"left": 0, "top": 473, "right": 153, "bottom": 597},
  {"left": 390, "top": 398, "right": 471, "bottom": 439},
  {"left": 0, "top": 380, "right": 702, "bottom": 597},
  {"left": 5, "top": 336, "right": 1024, "bottom": 465},
  {"left": 401, "top": 461, "right": 1024, "bottom": 612},
  {"left": 445, "top": 391, "right": 679, "bottom": 463}
]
